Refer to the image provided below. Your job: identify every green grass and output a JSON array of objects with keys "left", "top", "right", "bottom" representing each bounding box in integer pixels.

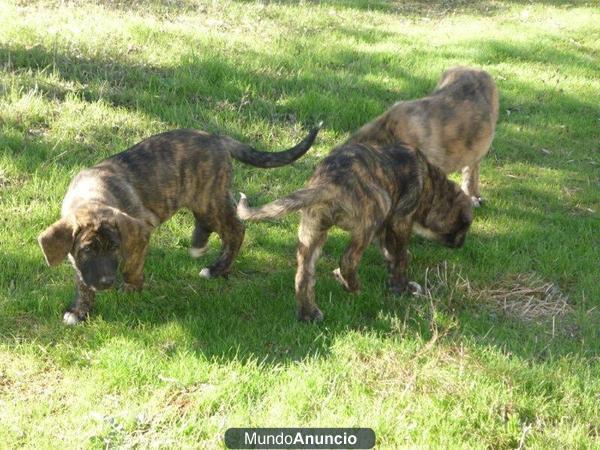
[{"left": 1, "top": 0, "right": 599, "bottom": 448}]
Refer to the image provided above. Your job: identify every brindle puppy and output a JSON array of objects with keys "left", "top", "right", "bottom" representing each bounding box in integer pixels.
[
  {"left": 346, "top": 67, "right": 499, "bottom": 206},
  {"left": 39, "top": 125, "right": 320, "bottom": 325},
  {"left": 237, "top": 142, "right": 472, "bottom": 322}
]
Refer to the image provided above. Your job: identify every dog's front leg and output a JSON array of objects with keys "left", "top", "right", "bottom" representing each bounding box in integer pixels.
[
  {"left": 121, "top": 241, "right": 149, "bottom": 292},
  {"left": 63, "top": 274, "right": 95, "bottom": 325},
  {"left": 382, "top": 218, "right": 413, "bottom": 295}
]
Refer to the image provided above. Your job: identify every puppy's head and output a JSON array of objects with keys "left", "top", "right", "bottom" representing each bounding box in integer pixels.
[
  {"left": 38, "top": 207, "right": 148, "bottom": 290},
  {"left": 413, "top": 168, "right": 473, "bottom": 248},
  {"left": 70, "top": 219, "right": 121, "bottom": 290}
]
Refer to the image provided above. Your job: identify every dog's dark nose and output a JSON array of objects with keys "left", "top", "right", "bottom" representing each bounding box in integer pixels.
[
  {"left": 443, "top": 234, "right": 464, "bottom": 248},
  {"left": 98, "top": 276, "right": 115, "bottom": 288}
]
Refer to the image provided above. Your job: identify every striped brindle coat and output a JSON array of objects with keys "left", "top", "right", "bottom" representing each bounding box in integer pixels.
[
  {"left": 347, "top": 67, "right": 499, "bottom": 206},
  {"left": 238, "top": 141, "right": 472, "bottom": 322},
  {"left": 39, "top": 125, "right": 320, "bottom": 324}
]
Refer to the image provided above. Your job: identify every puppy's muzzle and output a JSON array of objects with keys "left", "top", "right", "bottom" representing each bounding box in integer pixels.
[{"left": 96, "top": 275, "right": 116, "bottom": 290}]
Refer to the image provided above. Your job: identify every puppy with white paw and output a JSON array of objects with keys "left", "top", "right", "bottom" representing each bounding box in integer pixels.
[{"left": 39, "top": 125, "right": 320, "bottom": 324}]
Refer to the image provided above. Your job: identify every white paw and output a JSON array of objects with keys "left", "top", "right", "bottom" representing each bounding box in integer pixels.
[
  {"left": 199, "top": 268, "right": 211, "bottom": 279},
  {"left": 188, "top": 246, "right": 208, "bottom": 258},
  {"left": 332, "top": 267, "right": 342, "bottom": 280},
  {"left": 63, "top": 311, "right": 81, "bottom": 326},
  {"left": 332, "top": 268, "right": 348, "bottom": 288},
  {"left": 471, "top": 196, "right": 482, "bottom": 207},
  {"left": 408, "top": 281, "right": 423, "bottom": 296}
]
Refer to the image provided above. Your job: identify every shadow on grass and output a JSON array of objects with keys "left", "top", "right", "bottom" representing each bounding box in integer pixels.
[
  {"left": 450, "top": 38, "right": 600, "bottom": 78},
  {"left": 2, "top": 36, "right": 598, "bottom": 173},
  {"left": 1, "top": 41, "right": 425, "bottom": 173},
  {"left": 20, "top": 0, "right": 592, "bottom": 15},
  {"left": 1, "top": 202, "right": 597, "bottom": 369},
  {"left": 0, "top": 40, "right": 426, "bottom": 123},
  {"left": 229, "top": 0, "right": 590, "bottom": 16}
]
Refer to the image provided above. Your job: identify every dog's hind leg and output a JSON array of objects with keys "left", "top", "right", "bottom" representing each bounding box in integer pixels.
[
  {"left": 199, "top": 201, "right": 244, "bottom": 279},
  {"left": 295, "top": 211, "right": 329, "bottom": 322},
  {"left": 333, "top": 226, "right": 375, "bottom": 293},
  {"left": 63, "top": 274, "right": 96, "bottom": 325},
  {"left": 189, "top": 213, "right": 213, "bottom": 258},
  {"left": 461, "top": 159, "right": 483, "bottom": 207}
]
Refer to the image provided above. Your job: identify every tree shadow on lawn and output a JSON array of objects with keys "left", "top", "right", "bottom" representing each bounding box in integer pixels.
[
  {"left": 477, "top": 39, "right": 599, "bottom": 74},
  {"left": 230, "top": 0, "right": 588, "bottom": 16},
  {"left": 2, "top": 38, "right": 598, "bottom": 176},
  {"left": 1, "top": 43, "right": 418, "bottom": 179},
  {"left": 0, "top": 41, "right": 423, "bottom": 143},
  {"left": 18, "top": 0, "right": 504, "bottom": 17},
  {"left": 47, "top": 0, "right": 593, "bottom": 16}
]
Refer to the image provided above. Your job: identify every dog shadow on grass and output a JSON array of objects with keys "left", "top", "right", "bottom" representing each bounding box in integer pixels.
[{"left": 1, "top": 198, "right": 597, "bottom": 370}]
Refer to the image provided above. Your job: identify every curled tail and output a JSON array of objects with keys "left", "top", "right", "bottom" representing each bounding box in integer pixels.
[
  {"left": 237, "top": 187, "right": 332, "bottom": 221},
  {"left": 228, "top": 122, "right": 322, "bottom": 168}
]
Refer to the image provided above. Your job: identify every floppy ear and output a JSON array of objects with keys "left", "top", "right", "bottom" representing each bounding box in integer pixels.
[
  {"left": 113, "top": 210, "right": 151, "bottom": 259},
  {"left": 38, "top": 218, "right": 76, "bottom": 266}
]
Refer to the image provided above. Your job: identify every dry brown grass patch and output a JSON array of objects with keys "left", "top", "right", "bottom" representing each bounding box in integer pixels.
[
  {"left": 415, "top": 262, "right": 573, "bottom": 323},
  {"left": 475, "top": 272, "right": 572, "bottom": 322}
]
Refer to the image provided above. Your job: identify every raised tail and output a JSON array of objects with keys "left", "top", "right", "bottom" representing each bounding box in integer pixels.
[
  {"left": 237, "top": 187, "right": 332, "bottom": 221},
  {"left": 228, "top": 122, "right": 322, "bottom": 168}
]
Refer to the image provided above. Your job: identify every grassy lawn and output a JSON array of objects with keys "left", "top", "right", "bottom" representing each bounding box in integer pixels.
[{"left": 1, "top": 0, "right": 599, "bottom": 448}]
